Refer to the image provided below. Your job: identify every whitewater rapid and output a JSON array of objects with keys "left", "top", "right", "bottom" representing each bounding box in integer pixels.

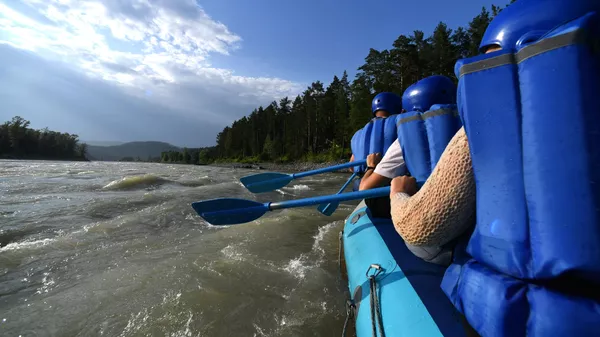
[{"left": 0, "top": 160, "right": 357, "bottom": 336}]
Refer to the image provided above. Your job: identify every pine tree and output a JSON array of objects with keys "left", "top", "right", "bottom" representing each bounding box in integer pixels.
[{"left": 468, "top": 7, "right": 493, "bottom": 56}]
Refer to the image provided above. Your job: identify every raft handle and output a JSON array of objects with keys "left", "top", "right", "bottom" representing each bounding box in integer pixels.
[{"left": 366, "top": 264, "right": 383, "bottom": 278}]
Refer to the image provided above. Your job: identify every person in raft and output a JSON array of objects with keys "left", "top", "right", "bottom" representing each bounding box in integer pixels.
[
  {"left": 382, "top": 64, "right": 493, "bottom": 265},
  {"left": 359, "top": 75, "right": 457, "bottom": 192},
  {"left": 388, "top": 0, "right": 600, "bottom": 268},
  {"left": 348, "top": 92, "right": 403, "bottom": 171},
  {"left": 356, "top": 75, "right": 460, "bottom": 264},
  {"left": 348, "top": 92, "right": 403, "bottom": 218}
]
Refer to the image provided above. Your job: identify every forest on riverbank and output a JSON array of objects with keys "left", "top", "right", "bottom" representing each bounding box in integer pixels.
[
  {"left": 184, "top": 1, "right": 514, "bottom": 165},
  {"left": 0, "top": 116, "right": 88, "bottom": 161}
]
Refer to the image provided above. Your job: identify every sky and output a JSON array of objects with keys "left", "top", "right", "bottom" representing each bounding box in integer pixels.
[{"left": 0, "top": 0, "right": 502, "bottom": 147}]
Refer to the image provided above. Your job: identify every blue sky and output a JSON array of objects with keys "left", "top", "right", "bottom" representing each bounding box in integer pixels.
[{"left": 0, "top": 0, "right": 503, "bottom": 147}]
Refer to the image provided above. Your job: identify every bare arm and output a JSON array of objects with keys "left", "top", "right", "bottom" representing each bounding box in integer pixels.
[
  {"left": 359, "top": 171, "right": 391, "bottom": 190},
  {"left": 360, "top": 139, "right": 405, "bottom": 190},
  {"left": 390, "top": 127, "right": 475, "bottom": 246},
  {"left": 359, "top": 153, "right": 391, "bottom": 190}
]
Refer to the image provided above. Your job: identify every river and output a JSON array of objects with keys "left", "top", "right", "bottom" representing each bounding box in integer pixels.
[{"left": 0, "top": 160, "right": 357, "bottom": 336}]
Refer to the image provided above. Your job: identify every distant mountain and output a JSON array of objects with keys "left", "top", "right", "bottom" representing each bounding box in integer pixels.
[
  {"left": 82, "top": 140, "right": 125, "bottom": 147},
  {"left": 87, "top": 141, "right": 181, "bottom": 161}
]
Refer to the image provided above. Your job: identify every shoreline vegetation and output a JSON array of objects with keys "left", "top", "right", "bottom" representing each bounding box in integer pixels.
[
  {"left": 209, "top": 160, "right": 350, "bottom": 173},
  {"left": 158, "top": 147, "right": 349, "bottom": 171},
  {"left": 0, "top": 116, "right": 88, "bottom": 162},
  {"left": 158, "top": 149, "right": 349, "bottom": 172}
]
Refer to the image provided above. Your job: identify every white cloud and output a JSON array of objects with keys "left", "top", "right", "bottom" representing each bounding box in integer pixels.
[{"left": 0, "top": 0, "right": 303, "bottom": 135}]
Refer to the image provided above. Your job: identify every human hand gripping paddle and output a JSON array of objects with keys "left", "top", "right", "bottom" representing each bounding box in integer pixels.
[
  {"left": 191, "top": 186, "right": 390, "bottom": 226},
  {"left": 239, "top": 159, "right": 367, "bottom": 193}
]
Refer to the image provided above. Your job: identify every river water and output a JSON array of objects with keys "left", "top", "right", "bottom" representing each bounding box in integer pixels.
[{"left": 0, "top": 160, "right": 357, "bottom": 336}]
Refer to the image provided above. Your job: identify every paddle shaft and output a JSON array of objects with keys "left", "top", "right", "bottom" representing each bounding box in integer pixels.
[
  {"left": 193, "top": 184, "right": 392, "bottom": 225},
  {"left": 269, "top": 186, "right": 390, "bottom": 210},
  {"left": 292, "top": 159, "right": 367, "bottom": 179},
  {"left": 335, "top": 172, "right": 358, "bottom": 194},
  {"left": 317, "top": 171, "right": 359, "bottom": 216}
]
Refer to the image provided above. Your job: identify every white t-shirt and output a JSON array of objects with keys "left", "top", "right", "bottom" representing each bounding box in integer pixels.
[{"left": 374, "top": 139, "right": 407, "bottom": 179}]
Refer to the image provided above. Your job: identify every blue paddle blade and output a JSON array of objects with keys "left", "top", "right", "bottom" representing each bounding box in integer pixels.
[
  {"left": 317, "top": 202, "right": 339, "bottom": 216},
  {"left": 191, "top": 198, "right": 269, "bottom": 225},
  {"left": 239, "top": 172, "right": 293, "bottom": 193}
]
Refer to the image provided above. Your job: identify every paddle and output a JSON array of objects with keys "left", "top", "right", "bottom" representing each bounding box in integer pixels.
[
  {"left": 191, "top": 186, "right": 390, "bottom": 225},
  {"left": 317, "top": 172, "right": 358, "bottom": 216},
  {"left": 239, "top": 159, "right": 367, "bottom": 193}
]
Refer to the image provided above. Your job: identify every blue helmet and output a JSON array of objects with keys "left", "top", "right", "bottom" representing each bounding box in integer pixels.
[
  {"left": 402, "top": 75, "right": 456, "bottom": 112},
  {"left": 480, "top": 0, "right": 600, "bottom": 53},
  {"left": 372, "top": 92, "right": 402, "bottom": 116}
]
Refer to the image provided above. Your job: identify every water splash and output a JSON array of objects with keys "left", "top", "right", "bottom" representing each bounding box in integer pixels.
[{"left": 0, "top": 238, "right": 55, "bottom": 252}]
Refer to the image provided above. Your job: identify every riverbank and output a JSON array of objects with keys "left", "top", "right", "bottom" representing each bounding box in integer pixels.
[
  {"left": 0, "top": 157, "right": 350, "bottom": 173},
  {"left": 0, "top": 155, "right": 89, "bottom": 161},
  {"left": 209, "top": 160, "right": 351, "bottom": 173}
]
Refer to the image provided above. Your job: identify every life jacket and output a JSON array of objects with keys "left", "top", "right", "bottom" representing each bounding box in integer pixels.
[
  {"left": 395, "top": 104, "right": 463, "bottom": 264},
  {"left": 441, "top": 13, "right": 600, "bottom": 337},
  {"left": 350, "top": 115, "right": 399, "bottom": 174},
  {"left": 396, "top": 104, "right": 463, "bottom": 185}
]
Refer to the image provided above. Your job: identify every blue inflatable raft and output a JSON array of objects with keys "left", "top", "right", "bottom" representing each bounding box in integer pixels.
[{"left": 340, "top": 201, "right": 469, "bottom": 337}]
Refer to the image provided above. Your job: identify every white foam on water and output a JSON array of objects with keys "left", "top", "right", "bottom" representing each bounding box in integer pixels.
[
  {"left": 283, "top": 184, "right": 311, "bottom": 191},
  {"left": 220, "top": 244, "right": 244, "bottom": 261},
  {"left": 118, "top": 297, "right": 196, "bottom": 337},
  {"left": 76, "top": 171, "right": 96, "bottom": 175},
  {"left": 301, "top": 178, "right": 329, "bottom": 183},
  {"left": 119, "top": 308, "right": 150, "bottom": 337},
  {"left": 253, "top": 323, "right": 268, "bottom": 337},
  {"left": 284, "top": 254, "right": 310, "bottom": 280},
  {"left": 35, "top": 272, "right": 56, "bottom": 295},
  {"left": 194, "top": 260, "right": 223, "bottom": 277},
  {"left": 282, "top": 222, "right": 340, "bottom": 280},
  {"left": 313, "top": 221, "right": 338, "bottom": 248},
  {"left": 276, "top": 314, "right": 303, "bottom": 329},
  {"left": 204, "top": 222, "right": 232, "bottom": 229},
  {"left": 0, "top": 238, "right": 55, "bottom": 252},
  {"left": 162, "top": 290, "right": 183, "bottom": 305},
  {"left": 168, "top": 312, "right": 194, "bottom": 337},
  {"left": 275, "top": 189, "right": 295, "bottom": 196}
]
